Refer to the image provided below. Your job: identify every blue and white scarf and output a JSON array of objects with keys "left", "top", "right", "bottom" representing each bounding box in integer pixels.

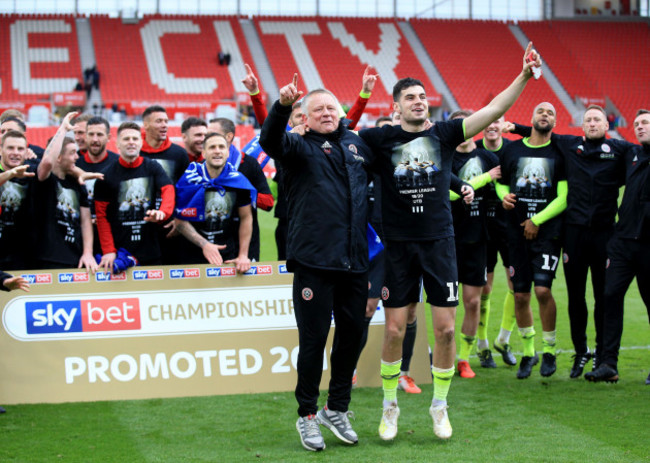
[{"left": 175, "top": 161, "right": 257, "bottom": 222}]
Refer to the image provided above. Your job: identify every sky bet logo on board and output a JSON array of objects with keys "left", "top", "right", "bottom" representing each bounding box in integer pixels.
[
  {"left": 133, "top": 269, "right": 164, "bottom": 280},
  {"left": 169, "top": 268, "right": 200, "bottom": 279},
  {"left": 206, "top": 267, "right": 236, "bottom": 277},
  {"left": 20, "top": 273, "right": 52, "bottom": 284},
  {"left": 58, "top": 272, "right": 90, "bottom": 283},
  {"left": 244, "top": 265, "right": 273, "bottom": 276},
  {"left": 95, "top": 271, "right": 127, "bottom": 282},
  {"left": 25, "top": 298, "right": 141, "bottom": 334},
  {"left": 279, "top": 264, "right": 288, "bottom": 274}
]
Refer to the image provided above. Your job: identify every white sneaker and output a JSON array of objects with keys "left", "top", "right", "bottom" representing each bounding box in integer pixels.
[
  {"left": 429, "top": 404, "right": 452, "bottom": 439},
  {"left": 378, "top": 403, "right": 400, "bottom": 440}
]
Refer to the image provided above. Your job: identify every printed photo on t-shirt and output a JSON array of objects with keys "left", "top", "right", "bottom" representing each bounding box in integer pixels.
[
  {"left": 56, "top": 183, "right": 81, "bottom": 226},
  {"left": 203, "top": 190, "right": 235, "bottom": 237},
  {"left": 391, "top": 137, "right": 441, "bottom": 190},
  {"left": 153, "top": 158, "right": 174, "bottom": 180},
  {"left": 118, "top": 177, "right": 152, "bottom": 222},
  {"left": 515, "top": 157, "right": 554, "bottom": 201},
  {"left": 0, "top": 182, "right": 27, "bottom": 224}
]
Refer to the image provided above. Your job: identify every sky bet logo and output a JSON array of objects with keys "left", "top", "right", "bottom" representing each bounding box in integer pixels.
[
  {"left": 26, "top": 298, "right": 141, "bottom": 334},
  {"left": 133, "top": 269, "right": 164, "bottom": 280},
  {"left": 244, "top": 265, "right": 273, "bottom": 276},
  {"left": 206, "top": 267, "right": 236, "bottom": 277},
  {"left": 20, "top": 273, "right": 52, "bottom": 284},
  {"left": 170, "top": 268, "right": 200, "bottom": 279},
  {"left": 58, "top": 272, "right": 89, "bottom": 283},
  {"left": 279, "top": 264, "right": 288, "bottom": 274}
]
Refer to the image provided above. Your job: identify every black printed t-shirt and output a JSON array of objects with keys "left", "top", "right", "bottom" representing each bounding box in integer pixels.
[
  {"left": 451, "top": 147, "right": 499, "bottom": 244},
  {"left": 181, "top": 186, "right": 251, "bottom": 264},
  {"left": 499, "top": 138, "right": 566, "bottom": 239},
  {"left": 75, "top": 150, "right": 119, "bottom": 216},
  {"left": 359, "top": 119, "right": 465, "bottom": 241},
  {"left": 93, "top": 158, "right": 172, "bottom": 264},
  {"left": 141, "top": 143, "right": 189, "bottom": 208},
  {"left": 0, "top": 163, "right": 37, "bottom": 269},
  {"left": 32, "top": 174, "right": 89, "bottom": 266},
  {"left": 477, "top": 137, "right": 511, "bottom": 225}
]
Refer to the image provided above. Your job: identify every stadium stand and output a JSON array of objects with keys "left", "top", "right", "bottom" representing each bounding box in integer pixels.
[
  {"left": 254, "top": 16, "right": 441, "bottom": 115},
  {"left": 89, "top": 15, "right": 259, "bottom": 116},
  {"left": 409, "top": 19, "right": 573, "bottom": 131},
  {"left": 519, "top": 20, "right": 650, "bottom": 135},
  {"left": 0, "top": 15, "right": 81, "bottom": 112}
]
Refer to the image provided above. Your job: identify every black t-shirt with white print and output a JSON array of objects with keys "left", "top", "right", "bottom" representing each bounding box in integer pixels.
[
  {"left": 32, "top": 174, "right": 89, "bottom": 266},
  {"left": 359, "top": 119, "right": 465, "bottom": 241},
  {"left": 93, "top": 158, "right": 172, "bottom": 264},
  {"left": 451, "top": 147, "right": 499, "bottom": 244},
  {"left": 499, "top": 138, "right": 566, "bottom": 239}
]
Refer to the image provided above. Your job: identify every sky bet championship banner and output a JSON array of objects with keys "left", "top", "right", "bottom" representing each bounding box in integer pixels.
[{"left": 0, "top": 263, "right": 432, "bottom": 404}]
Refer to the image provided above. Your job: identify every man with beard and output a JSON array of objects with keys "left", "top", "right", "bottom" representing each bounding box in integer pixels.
[
  {"left": 181, "top": 117, "right": 208, "bottom": 163},
  {"left": 506, "top": 105, "right": 635, "bottom": 377},
  {"left": 94, "top": 122, "right": 174, "bottom": 271},
  {"left": 497, "top": 102, "right": 567, "bottom": 379},
  {"left": 33, "top": 112, "right": 97, "bottom": 272},
  {"left": 75, "top": 116, "right": 118, "bottom": 255}
]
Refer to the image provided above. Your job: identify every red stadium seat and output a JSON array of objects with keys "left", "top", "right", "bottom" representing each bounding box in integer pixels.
[
  {"left": 90, "top": 15, "right": 259, "bottom": 116},
  {"left": 409, "top": 19, "right": 573, "bottom": 132}
]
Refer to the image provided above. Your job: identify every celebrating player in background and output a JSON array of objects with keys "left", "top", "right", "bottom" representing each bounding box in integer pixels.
[{"left": 497, "top": 102, "right": 566, "bottom": 379}]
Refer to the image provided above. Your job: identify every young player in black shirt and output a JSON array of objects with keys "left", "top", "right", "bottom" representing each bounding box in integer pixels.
[
  {"left": 34, "top": 112, "right": 97, "bottom": 272},
  {"left": 476, "top": 118, "right": 519, "bottom": 366},
  {"left": 497, "top": 102, "right": 567, "bottom": 380},
  {"left": 448, "top": 110, "right": 500, "bottom": 378},
  {"left": 358, "top": 43, "right": 542, "bottom": 441},
  {"left": 95, "top": 122, "right": 174, "bottom": 271}
]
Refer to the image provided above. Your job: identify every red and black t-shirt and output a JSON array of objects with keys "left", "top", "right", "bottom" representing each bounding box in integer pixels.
[{"left": 94, "top": 157, "right": 173, "bottom": 264}]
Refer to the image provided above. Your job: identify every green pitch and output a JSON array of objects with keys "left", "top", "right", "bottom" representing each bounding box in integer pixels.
[{"left": 1, "top": 208, "right": 648, "bottom": 462}]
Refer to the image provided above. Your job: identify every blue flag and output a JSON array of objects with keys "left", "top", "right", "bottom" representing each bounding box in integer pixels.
[
  {"left": 367, "top": 223, "right": 384, "bottom": 261},
  {"left": 175, "top": 161, "right": 257, "bottom": 222}
]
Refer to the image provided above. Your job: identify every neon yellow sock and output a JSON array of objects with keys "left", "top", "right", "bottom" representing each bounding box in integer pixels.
[
  {"left": 519, "top": 326, "right": 536, "bottom": 357},
  {"left": 478, "top": 294, "right": 490, "bottom": 340},
  {"left": 542, "top": 330, "right": 556, "bottom": 355},
  {"left": 502, "top": 290, "right": 516, "bottom": 332},
  {"left": 458, "top": 334, "right": 476, "bottom": 362},
  {"left": 381, "top": 359, "right": 401, "bottom": 402},
  {"left": 432, "top": 366, "right": 455, "bottom": 402}
]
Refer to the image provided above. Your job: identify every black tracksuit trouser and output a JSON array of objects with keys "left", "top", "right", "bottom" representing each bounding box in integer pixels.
[
  {"left": 600, "top": 236, "right": 650, "bottom": 369},
  {"left": 292, "top": 264, "right": 367, "bottom": 417},
  {"left": 563, "top": 224, "right": 613, "bottom": 356}
]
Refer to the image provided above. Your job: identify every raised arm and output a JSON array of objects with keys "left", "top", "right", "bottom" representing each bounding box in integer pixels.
[
  {"left": 347, "top": 65, "right": 378, "bottom": 130},
  {"left": 242, "top": 63, "right": 268, "bottom": 125},
  {"left": 259, "top": 73, "right": 303, "bottom": 160},
  {"left": 463, "top": 43, "right": 541, "bottom": 139},
  {"left": 38, "top": 111, "right": 77, "bottom": 181}
]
